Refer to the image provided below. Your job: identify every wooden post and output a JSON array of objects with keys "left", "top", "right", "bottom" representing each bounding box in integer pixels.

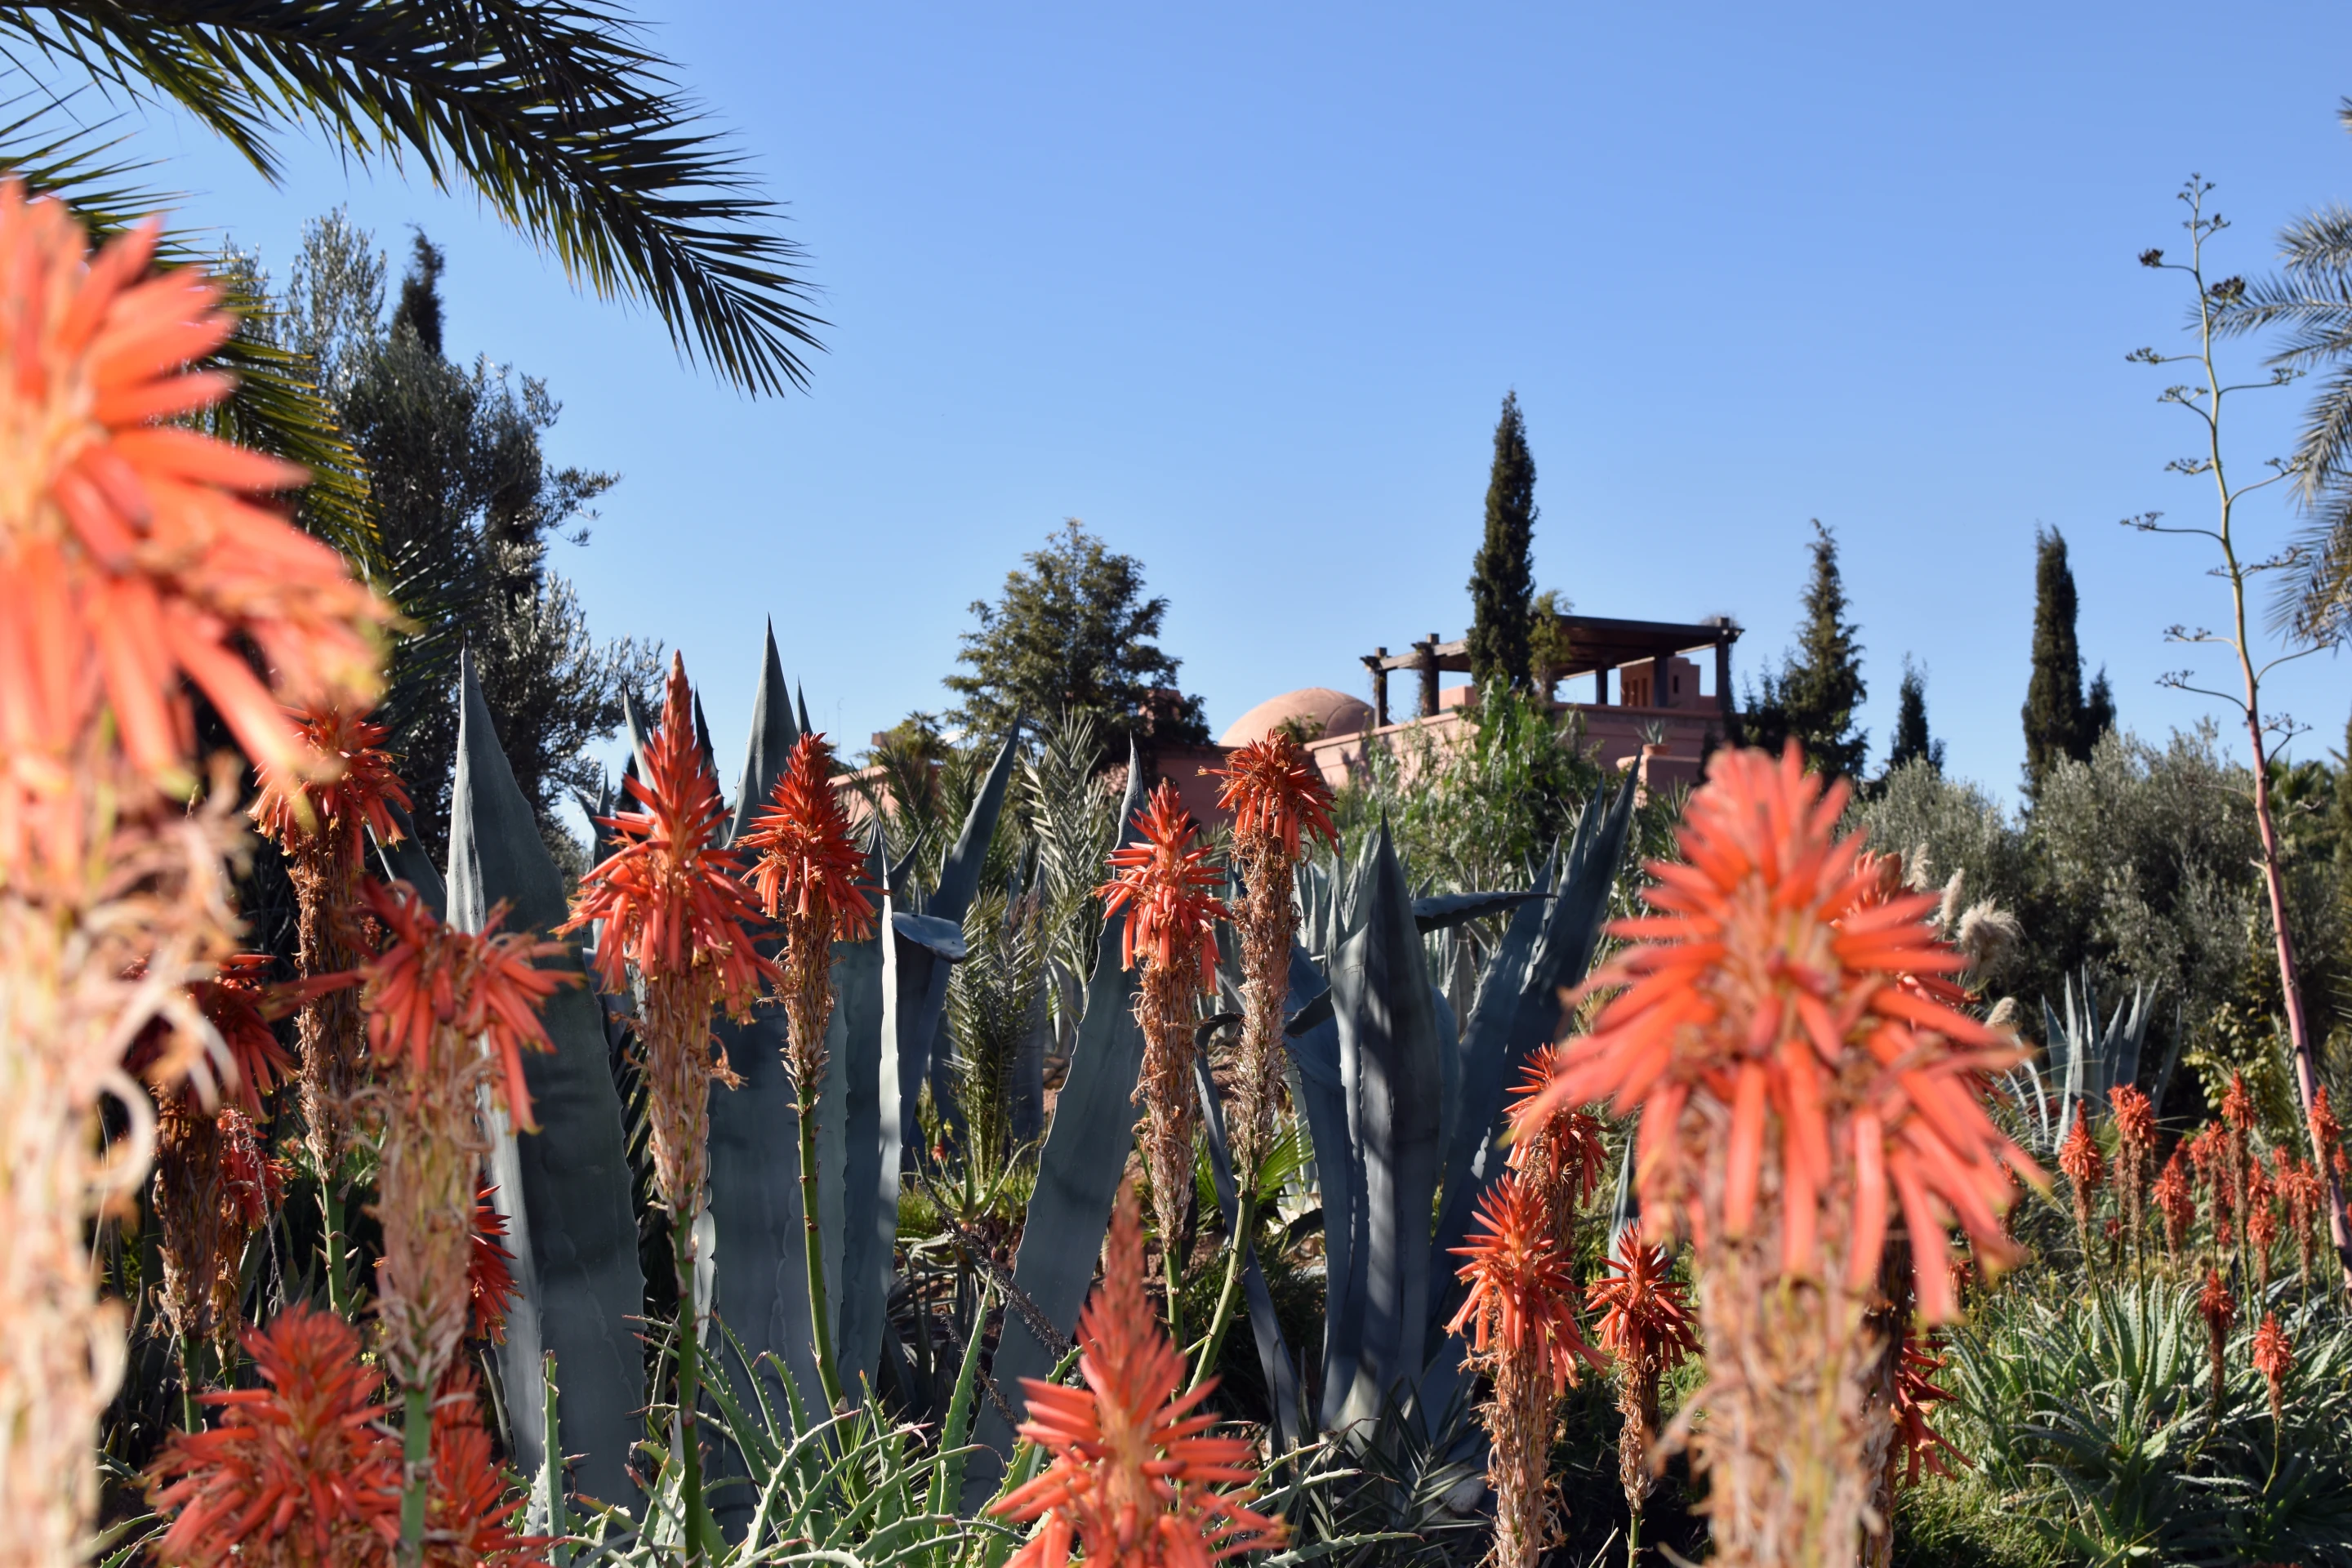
[
  {"left": 1594, "top": 664, "right": 1610, "bottom": 706},
  {"left": 1363, "top": 648, "right": 1390, "bottom": 728},
  {"left": 1414, "top": 636, "right": 1441, "bottom": 718},
  {"left": 1715, "top": 633, "right": 1734, "bottom": 723}
]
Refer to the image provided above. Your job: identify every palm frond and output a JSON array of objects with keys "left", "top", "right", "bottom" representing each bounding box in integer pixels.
[{"left": 0, "top": 0, "right": 824, "bottom": 394}]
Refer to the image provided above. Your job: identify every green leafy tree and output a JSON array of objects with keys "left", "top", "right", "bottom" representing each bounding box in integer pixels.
[
  {"left": 1887, "top": 657, "right": 1945, "bottom": 774},
  {"left": 1744, "top": 521, "right": 1869, "bottom": 781},
  {"left": 273, "top": 215, "right": 656, "bottom": 865},
  {"left": 946, "top": 520, "right": 1206, "bottom": 760},
  {"left": 1528, "top": 588, "right": 1573, "bottom": 698},
  {"left": 1467, "top": 390, "right": 1538, "bottom": 687},
  {"left": 2022, "top": 527, "right": 2107, "bottom": 787}
]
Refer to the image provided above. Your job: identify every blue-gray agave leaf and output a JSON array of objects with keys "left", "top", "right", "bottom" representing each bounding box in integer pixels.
[{"left": 444, "top": 653, "right": 645, "bottom": 1511}]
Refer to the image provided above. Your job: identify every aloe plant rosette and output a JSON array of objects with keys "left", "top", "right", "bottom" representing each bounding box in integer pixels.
[{"left": 1515, "top": 745, "right": 2039, "bottom": 1568}]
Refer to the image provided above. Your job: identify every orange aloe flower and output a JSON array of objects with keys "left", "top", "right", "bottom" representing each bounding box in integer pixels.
[
  {"left": 2278, "top": 1152, "right": 2323, "bottom": 1290},
  {"left": 360, "top": 878, "right": 570, "bottom": 1396},
  {"left": 1207, "top": 734, "right": 1335, "bottom": 1181},
  {"left": 251, "top": 704, "right": 409, "bottom": 1188},
  {"left": 740, "top": 730, "right": 878, "bottom": 1097},
  {"left": 989, "top": 1183, "right": 1285, "bottom": 1568},
  {"left": 1449, "top": 1174, "right": 1600, "bottom": 1568},
  {"left": 1097, "top": 781, "right": 1228, "bottom": 1254},
  {"left": 470, "top": 1191, "right": 519, "bottom": 1345},
  {"left": 1889, "top": 1333, "right": 1965, "bottom": 1488},
  {"left": 2059, "top": 1114, "right": 2105, "bottom": 1263},
  {"left": 1510, "top": 745, "right": 2035, "bottom": 1568},
  {"left": 2252, "top": 1312, "right": 2293, "bottom": 1430},
  {"left": 422, "top": 1373, "right": 551, "bottom": 1568},
  {"left": 148, "top": 1304, "right": 403, "bottom": 1568},
  {"left": 2154, "top": 1147, "right": 2194, "bottom": 1257},
  {"left": 2198, "top": 1267, "right": 2236, "bottom": 1417},
  {"left": 0, "top": 184, "right": 390, "bottom": 1561},
  {"left": 562, "top": 653, "right": 772, "bottom": 1216},
  {"left": 1588, "top": 1232, "right": 1699, "bottom": 1526},
  {"left": 2312, "top": 1086, "right": 2344, "bottom": 1179},
  {"left": 2111, "top": 1085, "right": 2156, "bottom": 1254},
  {"left": 1505, "top": 1045, "right": 1609, "bottom": 1244}
]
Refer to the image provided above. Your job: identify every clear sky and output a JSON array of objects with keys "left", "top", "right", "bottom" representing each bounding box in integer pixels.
[{"left": 119, "top": 1, "right": 2352, "bottom": 808}]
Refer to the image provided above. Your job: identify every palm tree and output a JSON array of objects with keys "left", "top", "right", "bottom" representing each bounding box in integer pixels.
[
  {"left": 2209, "top": 110, "right": 2352, "bottom": 644},
  {"left": 0, "top": 1, "right": 822, "bottom": 398}
]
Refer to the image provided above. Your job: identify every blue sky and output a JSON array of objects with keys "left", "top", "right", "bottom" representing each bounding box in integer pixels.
[{"left": 118, "top": 1, "right": 2352, "bottom": 807}]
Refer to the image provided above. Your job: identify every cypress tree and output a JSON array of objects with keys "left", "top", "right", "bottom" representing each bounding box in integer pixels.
[
  {"left": 2084, "top": 666, "right": 2117, "bottom": 748},
  {"left": 1887, "top": 657, "right": 1944, "bottom": 773},
  {"left": 2023, "top": 527, "right": 2096, "bottom": 786},
  {"left": 1773, "top": 520, "right": 1869, "bottom": 781},
  {"left": 1467, "top": 390, "right": 1537, "bottom": 687},
  {"left": 390, "top": 231, "right": 446, "bottom": 354}
]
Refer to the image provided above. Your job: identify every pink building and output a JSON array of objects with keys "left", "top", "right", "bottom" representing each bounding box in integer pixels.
[{"left": 1157, "top": 613, "right": 1742, "bottom": 829}]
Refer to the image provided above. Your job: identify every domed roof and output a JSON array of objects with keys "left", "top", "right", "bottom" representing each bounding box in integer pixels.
[{"left": 1218, "top": 687, "right": 1373, "bottom": 747}]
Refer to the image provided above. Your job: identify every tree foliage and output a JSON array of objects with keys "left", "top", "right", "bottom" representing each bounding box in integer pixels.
[
  {"left": 946, "top": 519, "right": 1206, "bottom": 760},
  {"left": 1467, "top": 390, "right": 1538, "bottom": 688},
  {"left": 265, "top": 212, "right": 657, "bottom": 866},
  {"left": 1887, "top": 657, "right": 1945, "bottom": 775},
  {"left": 1744, "top": 520, "right": 1869, "bottom": 781},
  {"left": 2022, "top": 528, "right": 2113, "bottom": 789}
]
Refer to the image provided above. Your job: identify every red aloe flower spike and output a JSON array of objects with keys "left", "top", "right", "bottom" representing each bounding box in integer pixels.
[
  {"left": 1450, "top": 1174, "right": 1601, "bottom": 1568},
  {"left": 2252, "top": 1312, "right": 2293, "bottom": 1431},
  {"left": 988, "top": 1183, "right": 1285, "bottom": 1568},
  {"left": 2222, "top": 1073, "right": 2256, "bottom": 1134},
  {"left": 250, "top": 704, "right": 411, "bottom": 866},
  {"left": 1890, "top": 1332, "right": 1967, "bottom": 1488},
  {"left": 2110, "top": 1085, "right": 2156, "bottom": 1257},
  {"left": 1096, "top": 780, "right": 1228, "bottom": 1261},
  {"left": 2312, "top": 1085, "right": 2342, "bottom": 1169},
  {"left": 2154, "top": 1147, "right": 2195, "bottom": 1257},
  {"left": 470, "top": 1190, "right": 519, "bottom": 1345},
  {"left": 2279, "top": 1153, "right": 2323, "bottom": 1289},
  {"left": 1208, "top": 733, "right": 1336, "bottom": 1185},
  {"left": 2198, "top": 1267, "right": 2237, "bottom": 1419},
  {"left": 2059, "top": 1115, "right": 2105, "bottom": 1265},
  {"left": 147, "top": 1304, "right": 403, "bottom": 1567},
  {"left": 560, "top": 653, "right": 773, "bottom": 1216},
  {"left": 1587, "top": 1231, "right": 1699, "bottom": 1526},
  {"left": 1509, "top": 744, "right": 2038, "bottom": 1568},
  {"left": 1506, "top": 1045, "right": 1609, "bottom": 1245},
  {"left": 359, "top": 877, "right": 572, "bottom": 1405},
  {"left": 425, "top": 1372, "right": 553, "bottom": 1567}
]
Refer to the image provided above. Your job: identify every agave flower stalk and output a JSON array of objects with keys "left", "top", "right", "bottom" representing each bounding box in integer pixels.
[
  {"left": 740, "top": 730, "right": 878, "bottom": 1414},
  {"left": 562, "top": 653, "right": 771, "bottom": 1561},
  {"left": 1095, "top": 782, "right": 1227, "bottom": 1344},
  {"left": 129, "top": 956, "right": 297, "bottom": 1414},
  {"left": 1199, "top": 736, "right": 1335, "bottom": 1384},
  {"left": 1588, "top": 1232, "right": 1698, "bottom": 1567},
  {"left": 988, "top": 1180, "right": 1285, "bottom": 1567},
  {"left": 2111, "top": 1085, "right": 2156, "bottom": 1264},
  {"left": 0, "top": 184, "right": 389, "bottom": 1564},
  {"left": 1515, "top": 746, "right": 2038, "bottom": 1568},
  {"left": 359, "top": 878, "right": 569, "bottom": 1566},
  {"left": 2198, "top": 1267, "right": 2236, "bottom": 1423},
  {"left": 1450, "top": 1174, "right": 1601, "bottom": 1568},
  {"left": 2058, "top": 1115, "right": 2105, "bottom": 1269}
]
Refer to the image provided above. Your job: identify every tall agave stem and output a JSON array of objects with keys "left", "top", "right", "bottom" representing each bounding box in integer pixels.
[
  {"left": 1094, "top": 782, "right": 1226, "bottom": 1343},
  {"left": 0, "top": 185, "right": 390, "bottom": 1564},
  {"left": 563, "top": 653, "right": 772, "bottom": 1562},
  {"left": 357, "top": 878, "right": 571, "bottom": 1566},
  {"left": 741, "top": 731, "right": 879, "bottom": 1415},
  {"left": 1516, "top": 747, "right": 2039, "bottom": 1568}
]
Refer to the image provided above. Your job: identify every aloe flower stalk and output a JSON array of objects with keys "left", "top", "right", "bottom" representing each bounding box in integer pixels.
[
  {"left": 1450, "top": 1174, "right": 1601, "bottom": 1568},
  {"left": 1515, "top": 746, "right": 2037, "bottom": 1568},
  {"left": 989, "top": 1180, "right": 1285, "bottom": 1567},
  {"left": 2279, "top": 1152, "right": 2323, "bottom": 1294},
  {"left": 2247, "top": 1156, "right": 2279, "bottom": 1301},
  {"left": 561, "top": 653, "right": 771, "bottom": 1561},
  {"left": 2111, "top": 1085, "right": 2156, "bottom": 1263},
  {"left": 0, "top": 182, "right": 390, "bottom": 1563},
  {"left": 740, "top": 730, "right": 877, "bottom": 1414},
  {"left": 2058, "top": 1114, "right": 2105, "bottom": 1268},
  {"left": 2198, "top": 1267, "right": 2236, "bottom": 1422},
  {"left": 1198, "top": 736, "right": 1334, "bottom": 1385},
  {"left": 1508, "top": 1047, "right": 1609, "bottom": 1248},
  {"left": 252, "top": 702, "right": 411, "bottom": 1315},
  {"left": 127, "top": 956, "right": 296, "bottom": 1412},
  {"left": 2252, "top": 1312, "right": 2292, "bottom": 1434},
  {"left": 2154, "top": 1147, "right": 2195, "bottom": 1259},
  {"left": 1096, "top": 781, "right": 1227, "bottom": 1339},
  {"left": 1588, "top": 1232, "right": 1698, "bottom": 1566},
  {"left": 359, "top": 878, "right": 569, "bottom": 1566}
]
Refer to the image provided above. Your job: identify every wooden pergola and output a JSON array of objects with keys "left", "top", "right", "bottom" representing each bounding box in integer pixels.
[{"left": 1359, "top": 613, "right": 1742, "bottom": 725}]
